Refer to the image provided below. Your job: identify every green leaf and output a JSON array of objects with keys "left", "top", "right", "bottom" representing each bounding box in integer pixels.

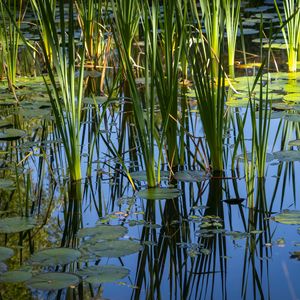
[
  {"left": 0, "top": 129, "right": 26, "bottom": 141},
  {"left": 83, "top": 240, "right": 141, "bottom": 258},
  {"left": 0, "top": 217, "right": 36, "bottom": 233},
  {"left": 0, "top": 247, "right": 14, "bottom": 261},
  {"left": 273, "top": 151, "right": 300, "bottom": 162},
  {"left": 78, "top": 265, "right": 129, "bottom": 284},
  {"left": 137, "top": 188, "right": 181, "bottom": 200},
  {"left": 26, "top": 272, "right": 80, "bottom": 290},
  {"left": 273, "top": 210, "right": 300, "bottom": 225},
  {"left": 174, "top": 170, "right": 210, "bottom": 182},
  {"left": 30, "top": 248, "right": 81, "bottom": 266},
  {"left": 0, "top": 271, "right": 32, "bottom": 283},
  {"left": 77, "top": 225, "right": 128, "bottom": 240}
]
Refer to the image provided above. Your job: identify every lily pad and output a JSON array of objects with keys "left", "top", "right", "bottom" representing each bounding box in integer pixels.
[
  {"left": 0, "top": 129, "right": 26, "bottom": 141},
  {"left": 0, "top": 247, "right": 14, "bottom": 261},
  {"left": 173, "top": 170, "right": 210, "bottom": 182},
  {"left": 137, "top": 188, "right": 181, "bottom": 200},
  {"left": 0, "top": 178, "right": 15, "bottom": 190},
  {"left": 26, "top": 272, "right": 80, "bottom": 290},
  {"left": 78, "top": 265, "right": 129, "bottom": 284},
  {"left": 85, "top": 240, "right": 141, "bottom": 258},
  {"left": 130, "top": 170, "right": 169, "bottom": 182},
  {"left": 273, "top": 210, "right": 300, "bottom": 225},
  {"left": 30, "top": 248, "right": 81, "bottom": 266},
  {"left": 0, "top": 217, "right": 36, "bottom": 233},
  {"left": 77, "top": 225, "right": 127, "bottom": 240},
  {"left": 0, "top": 271, "right": 32, "bottom": 283},
  {"left": 283, "top": 114, "right": 300, "bottom": 122},
  {"left": 283, "top": 94, "right": 300, "bottom": 103},
  {"left": 288, "top": 139, "right": 300, "bottom": 147},
  {"left": 273, "top": 151, "right": 300, "bottom": 162}
]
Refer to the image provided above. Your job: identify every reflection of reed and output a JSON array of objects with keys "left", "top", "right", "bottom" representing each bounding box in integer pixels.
[
  {"left": 188, "top": 174, "right": 227, "bottom": 300},
  {"left": 61, "top": 181, "right": 82, "bottom": 249},
  {"left": 131, "top": 174, "right": 228, "bottom": 300},
  {"left": 241, "top": 178, "right": 271, "bottom": 299}
]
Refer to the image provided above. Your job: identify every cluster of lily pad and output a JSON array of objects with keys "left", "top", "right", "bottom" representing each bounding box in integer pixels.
[{"left": 0, "top": 223, "right": 141, "bottom": 291}]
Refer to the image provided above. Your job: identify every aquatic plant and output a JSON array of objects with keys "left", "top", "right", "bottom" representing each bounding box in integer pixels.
[
  {"left": 76, "top": 0, "right": 107, "bottom": 66},
  {"left": 189, "top": 40, "right": 226, "bottom": 172},
  {"left": 0, "top": 0, "right": 23, "bottom": 92},
  {"left": 222, "top": 0, "right": 241, "bottom": 71},
  {"left": 31, "top": 0, "right": 85, "bottom": 181},
  {"left": 274, "top": 0, "right": 300, "bottom": 72}
]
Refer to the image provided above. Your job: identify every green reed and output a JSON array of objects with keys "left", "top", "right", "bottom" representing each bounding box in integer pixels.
[
  {"left": 0, "top": 0, "right": 23, "bottom": 92},
  {"left": 222, "top": 0, "right": 241, "bottom": 72},
  {"left": 76, "top": 0, "right": 107, "bottom": 66},
  {"left": 31, "top": 0, "right": 85, "bottom": 181},
  {"left": 189, "top": 40, "right": 226, "bottom": 172},
  {"left": 275, "top": 0, "right": 300, "bottom": 72}
]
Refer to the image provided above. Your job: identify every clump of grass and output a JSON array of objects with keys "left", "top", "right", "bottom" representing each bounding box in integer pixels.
[
  {"left": 31, "top": 0, "right": 85, "bottom": 181},
  {"left": 0, "top": 0, "right": 23, "bottom": 92},
  {"left": 275, "top": 0, "right": 300, "bottom": 72}
]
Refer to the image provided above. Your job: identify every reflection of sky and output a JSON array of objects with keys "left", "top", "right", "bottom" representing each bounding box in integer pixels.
[{"left": 77, "top": 163, "right": 300, "bottom": 300}]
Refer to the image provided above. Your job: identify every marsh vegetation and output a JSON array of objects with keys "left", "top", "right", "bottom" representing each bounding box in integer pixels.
[{"left": 0, "top": 0, "right": 300, "bottom": 299}]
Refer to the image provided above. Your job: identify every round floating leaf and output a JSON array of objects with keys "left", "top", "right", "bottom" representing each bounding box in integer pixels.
[
  {"left": 174, "top": 170, "right": 210, "bottom": 182},
  {"left": 283, "top": 114, "right": 300, "bottom": 122},
  {"left": 78, "top": 265, "right": 129, "bottom": 284},
  {"left": 0, "top": 178, "right": 15, "bottom": 190},
  {"left": 0, "top": 129, "right": 26, "bottom": 141},
  {"left": 77, "top": 225, "right": 127, "bottom": 240},
  {"left": 0, "top": 247, "right": 14, "bottom": 261},
  {"left": 288, "top": 139, "right": 300, "bottom": 147},
  {"left": 87, "top": 240, "right": 141, "bottom": 258},
  {"left": 0, "top": 271, "right": 32, "bottom": 283},
  {"left": 82, "top": 96, "right": 108, "bottom": 105},
  {"left": 273, "top": 150, "right": 300, "bottom": 162},
  {"left": 27, "top": 272, "right": 80, "bottom": 290},
  {"left": 283, "top": 94, "right": 300, "bottom": 103},
  {"left": 30, "top": 248, "right": 81, "bottom": 266},
  {"left": 273, "top": 210, "right": 300, "bottom": 225},
  {"left": 130, "top": 170, "right": 169, "bottom": 182},
  {"left": 137, "top": 188, "right": 181, "bottom": 200},
  {"left": 0, "top": 217, "right": 36, "bottom": 234}
]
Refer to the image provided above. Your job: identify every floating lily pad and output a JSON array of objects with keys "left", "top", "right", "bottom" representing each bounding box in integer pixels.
[
  {"left": 130, "top": 170, "right": 169, "bottom": 182},
  {"left": 0, "top": 247, "right": 14, "bottom": 261},
  {"left": 85, "top": 240, "right": 141, "bottom": 258},
  {"left": 273, "top": 150, "right": 300, "bottom": 162},
  {"left": 0, "top": 129, "right": 26, "bottom": 141},
  {"left": 288, "top": 139, "right": 300, "bottom": 147},
  {"left": 137, "top": 188, "right": 181, "bottom": 200},
  {"left": 82, "top": 96, "right": 108, "bottom": 105},
  {"left": 27, "top": 272, "right": 80, "bottom": 290},
  {"left": 283, "top": 94, "right": 300, "bottom": 103},
  {"left": 0, "top": 271, "right": 32, "bottom": 283},
  {"left": 77, "top": 225, "right": 127, "bottom": 240},
  {"left": 273, "top": 210, "right": 300, "bottom": 225},
  {"left": 283, "top": 114, "right": 300, "bottom": 122},
  {"left": 78, "top": 265, "right": 129, "bottom": 284},
  {"left": 0, "top": 178, "right": 15, "bottom": 190},
  {"left": 30, "top": 248, "right": 81, "bottom": 266},
  {"left": 174, "top": 170, "right": 210, "bottom": 182},
  {"left": 0, "top": 217, "right": 36, "bottom": 234}
]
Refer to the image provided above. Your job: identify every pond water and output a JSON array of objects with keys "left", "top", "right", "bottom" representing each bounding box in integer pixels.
[{"left": 1, "top": 0, "right": 300, "bottom": 300}]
